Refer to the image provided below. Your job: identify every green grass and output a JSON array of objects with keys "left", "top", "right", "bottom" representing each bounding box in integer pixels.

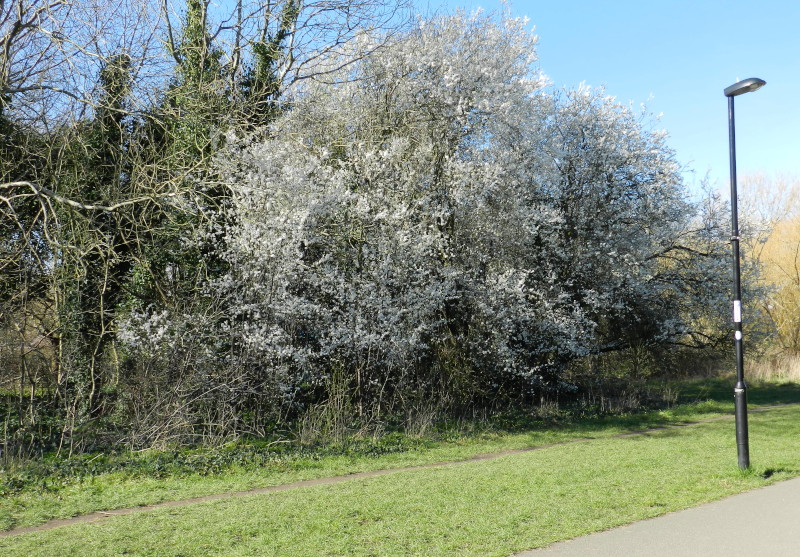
[
  {"left": 673, "top": 376, "right": 800, "bottom": 406},
  {"left": 1, "top": 403, "right": 799, "bottom": 556},
  {"left": 0, "top": 415, "right": 691, "bottom": 533},
  {"left": 0, "top": 380, "right": 799, "bottom": 555},
  {"left": 0, "top": 378, "right": 794, "bottom": 534},
  {"left": 0, "top": 389, "right": 736, "bottom": 533}
]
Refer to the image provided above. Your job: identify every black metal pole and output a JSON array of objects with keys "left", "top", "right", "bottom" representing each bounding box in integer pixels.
[{"left": 728, "top": 95, "right": 750, "bottom": 470}]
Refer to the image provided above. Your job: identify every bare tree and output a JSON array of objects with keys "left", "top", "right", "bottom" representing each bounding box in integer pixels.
[{"left": 2, "top": 0, "right": 159, "bottom": 125}]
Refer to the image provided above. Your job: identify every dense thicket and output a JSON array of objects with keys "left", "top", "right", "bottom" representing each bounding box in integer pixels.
[
  {"left": 2, "top": 5, "right": 741, "bottom": 454},
  {"left": 119, "top": 13, "right": 736, "bottom": 443}
]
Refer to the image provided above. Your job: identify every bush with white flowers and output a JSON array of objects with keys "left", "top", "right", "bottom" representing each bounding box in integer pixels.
[{"left": 121, "top": 12, "right": 732, "bottom": 428}]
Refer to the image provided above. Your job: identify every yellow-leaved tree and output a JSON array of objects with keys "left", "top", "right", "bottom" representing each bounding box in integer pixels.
[{"left": 742, "top": 174, "right": 800, "bottom": 378}]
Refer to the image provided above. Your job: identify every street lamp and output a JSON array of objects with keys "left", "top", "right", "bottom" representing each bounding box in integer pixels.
[{"left": 724, "top": 77, "right": 766, "bottom": 470}]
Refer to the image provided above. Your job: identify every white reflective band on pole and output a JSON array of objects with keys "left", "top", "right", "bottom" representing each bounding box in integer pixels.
[{"left": 733, "top": 300, "right": 742, "bottom": 323}]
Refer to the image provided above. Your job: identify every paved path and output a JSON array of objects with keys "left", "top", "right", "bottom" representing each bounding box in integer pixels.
[{"left": 516, "top": 475, "right": 800, "bottom": 556}]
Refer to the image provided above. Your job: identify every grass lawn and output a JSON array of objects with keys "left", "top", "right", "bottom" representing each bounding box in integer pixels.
[
  {"left": 0, "top": 384, "right": 750, "bottom": 534},
  {"left": 1, "top": 381, "right": 799, "bottom": 556}
]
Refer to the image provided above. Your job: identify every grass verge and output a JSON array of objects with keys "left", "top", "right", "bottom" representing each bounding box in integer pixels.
[
  {"left": 0, "top": 403, "right": 798, "bottom": 555},
  {"left": 0, "top": 382, "right": 740, "bottom": 533},
  {"left": 0, "top": 380, "right": 798, "bottom": 555}
]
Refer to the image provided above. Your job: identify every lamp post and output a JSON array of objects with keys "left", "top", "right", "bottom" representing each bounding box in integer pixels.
[{"left": 724, "top": 77, "right": 766, "bottom": 470}]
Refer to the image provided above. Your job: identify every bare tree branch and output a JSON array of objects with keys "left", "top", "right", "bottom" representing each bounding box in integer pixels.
[{"left": 1, "top": 180, "right": 182, "bottom": 212}]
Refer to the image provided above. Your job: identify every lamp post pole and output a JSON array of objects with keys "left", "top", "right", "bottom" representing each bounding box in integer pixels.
[{"left": 724, "top": 77, "right": 766, "bottom": 470}]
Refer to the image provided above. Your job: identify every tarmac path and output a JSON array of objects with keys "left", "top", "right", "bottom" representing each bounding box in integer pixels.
[{"left": 516, "top": 474, "right": 800, "bottom": 556}]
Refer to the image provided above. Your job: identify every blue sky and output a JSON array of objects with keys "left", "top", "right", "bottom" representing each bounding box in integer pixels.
[{"left": 419, "top": 0, "right": 799, "bottom": 195}]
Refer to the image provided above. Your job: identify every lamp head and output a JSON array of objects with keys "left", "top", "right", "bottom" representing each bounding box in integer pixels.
[{"left": 724, "top": 78, "right": 766, "bottom": 97}]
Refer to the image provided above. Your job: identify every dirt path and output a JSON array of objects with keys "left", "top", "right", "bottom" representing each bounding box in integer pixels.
[{"left": 1, "top": 404, "right": 790, "bottom": 538}]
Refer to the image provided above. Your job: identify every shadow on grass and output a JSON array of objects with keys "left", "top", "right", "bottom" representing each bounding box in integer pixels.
[
  {"left": 493, "top": 378, "right": 800, "bottom": 442},
  {"left": 677, "top": 377, "right": 800, "bottom": 406},
  {"left": 761, "top": 468, "right": 794, "bottom": 479}
]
